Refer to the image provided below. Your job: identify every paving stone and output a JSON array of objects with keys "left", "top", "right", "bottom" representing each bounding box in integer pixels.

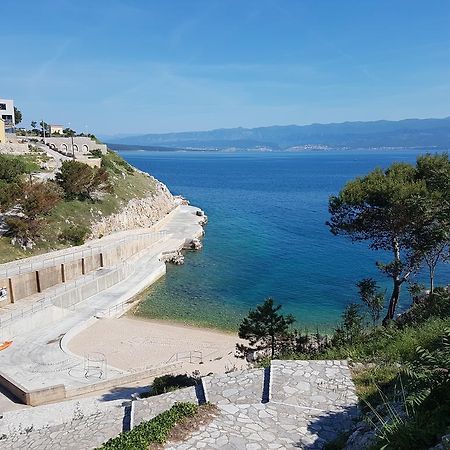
[{"left": 0, "top": 359, "right": 360, "bottom": 449}]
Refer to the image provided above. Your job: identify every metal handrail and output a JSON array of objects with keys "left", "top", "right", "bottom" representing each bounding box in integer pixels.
[
  {"left": 0, "top": 269, "right": 103, "bottom": 328},
  {"left": 0, "top": 230, "right": 167, "bottom": 279},
  {"left": 166, "top": 350, "right": 203, "bottom": 364}
]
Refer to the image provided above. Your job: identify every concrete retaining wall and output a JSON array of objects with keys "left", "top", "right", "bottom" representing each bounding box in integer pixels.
[
  {"left": 38, "top": 265, "right": 63, "bottom": 292},
  {"left": 0, "top": 361, "right": 182, "bottom": 406},
  {"left": 0, "top": 370, "right": 66, "bottom": 406},
  {"left": 64, "top": 260, "right": 83, "bottom": 282},
  {"left": 45, "top": 137, "right": 107, "bottom": 156},
  {"left": 0, "top": 267, "right": 130, "bottom": 340},
  {"left": 10, "top": 271, "right": 38, "bottom": 301},
  {"left": 2, "top": 234, "right": 160, "bottom": 306}
]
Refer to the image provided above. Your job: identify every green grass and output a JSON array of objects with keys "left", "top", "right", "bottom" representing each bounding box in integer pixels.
[
  {"left": 99, "top": 402, "right": 199, "bottom": 450},
  {"left": 0, "top": 236, "right": 66, "bottom": 263},
  {"left": 289, "top": 317, "right": 450, "bottom": 363}
]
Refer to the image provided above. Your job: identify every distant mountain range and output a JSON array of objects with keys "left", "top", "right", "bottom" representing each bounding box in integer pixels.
[{"left": 106, "top": 117, "right": 450, "bottom": 151}]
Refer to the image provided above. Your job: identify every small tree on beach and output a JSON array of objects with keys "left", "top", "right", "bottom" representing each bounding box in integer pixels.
[
  {"left": 237, "top": 298, "right": 295, "bottom": 359},
  {"left": 332, "top": 303, "right": 364, "bottom": 346}
]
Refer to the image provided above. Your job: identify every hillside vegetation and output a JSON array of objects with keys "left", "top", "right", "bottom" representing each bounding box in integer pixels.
[{"left": 0, "top": 150, "right": 157, "bottom": 263}]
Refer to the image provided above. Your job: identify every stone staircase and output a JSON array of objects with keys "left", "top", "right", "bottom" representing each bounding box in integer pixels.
[
  {"left": 270, "top": 360, "right": 358, "bottom": 411},
  {"left": 202, "top": 368, "right": 266, "bottom": 405},
  {"left": 0, "top": 359, "right": 360, "bottom": 450}
]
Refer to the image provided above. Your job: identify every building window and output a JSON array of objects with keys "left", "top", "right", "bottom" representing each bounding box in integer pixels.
[{"left": 0, "top": 104, "right": 6, "bottom": 110}]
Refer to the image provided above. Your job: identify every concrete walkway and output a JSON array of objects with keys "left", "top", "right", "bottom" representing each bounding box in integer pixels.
[{"left": 0, "top": 205, "right": 205, "bottom": 398}]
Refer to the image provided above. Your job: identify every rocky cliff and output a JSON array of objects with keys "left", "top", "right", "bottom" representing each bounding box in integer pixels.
[{"left": 89, "top": 177, "right": 176, "bottom": 238}]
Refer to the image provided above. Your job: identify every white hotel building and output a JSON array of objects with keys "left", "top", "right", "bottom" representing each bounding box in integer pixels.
[{"left": 0, "top": 98, "right": 15, "bottom": 128}]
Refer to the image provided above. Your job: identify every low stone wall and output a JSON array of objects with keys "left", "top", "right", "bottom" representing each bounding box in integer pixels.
[
  {"left": 77, "top": 156, "right": 102, "bottom": 167},
  {"left": 0, "top": 142, "right": 29, "bottom": 154}
]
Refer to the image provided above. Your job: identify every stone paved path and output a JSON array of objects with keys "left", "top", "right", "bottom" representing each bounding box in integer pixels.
[
  {"left": 166, "top": 360, "right": 359, "bottom": 450},
  {"left": 271, "top": 360, "right": 359, "bottom": 411},
  {"left": 0, "top": 397, "right": 125, "bottom": 450},
  {"left": 203, "top": 368, "right": 265, "bottom": 405},
  {"left": 0, "top": 360, "right": 359, "bottom": 449},
  {"left": 0, "top": 410, "right": 122, "bottom": 450}
]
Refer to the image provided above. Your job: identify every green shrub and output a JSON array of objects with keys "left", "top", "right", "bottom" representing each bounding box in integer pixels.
[
  {"left": 59, "top": 224, "right": 90, "bottom": 246},
  {"left": 55, "top": 160, "right": 111, "bottom": 201},
  {"left": 90, "top": 149, "right": 103, "bottom": 158},
  {"left": 0, "top": 154, "right": 27, "bottom": 182},
  {"left": 0, "top": 180, "right": 21, "bottom": 212},
  {"left": 364, "top": 328, "right": 450, "bottom": 449},
  {"left": 99, "top": 402, "right": 198, "bottom": 450},
  {"left": 101, "top": 150, "right": 134, "bottom": 175},
  {"left": 146, "top": 374, "right": 198, "bottom": 397},
  {"left": 397, "top": 289, "right": 450, "bottom": 327}
]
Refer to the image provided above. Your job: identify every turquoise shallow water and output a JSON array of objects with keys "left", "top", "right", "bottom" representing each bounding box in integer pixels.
[{"left": 116, "top": 149, "right": 449, "bottom": 331}]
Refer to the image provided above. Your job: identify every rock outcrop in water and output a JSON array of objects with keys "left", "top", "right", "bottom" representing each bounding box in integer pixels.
[
  {"left": 161, "top": 250, "right": 185, "bottom": 265},
  {"left": 90, "top": 178, "right": 176, "bottom": 238}
]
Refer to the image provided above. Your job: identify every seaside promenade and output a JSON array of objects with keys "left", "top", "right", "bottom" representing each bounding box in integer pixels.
[{"left": 0, "top": 204, "right": 206, "bottom": 409}]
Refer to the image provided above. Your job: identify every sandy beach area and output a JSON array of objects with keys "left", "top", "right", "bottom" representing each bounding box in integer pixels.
[{"left": 68, "top": 316, "right": 249, "bottom": 376}]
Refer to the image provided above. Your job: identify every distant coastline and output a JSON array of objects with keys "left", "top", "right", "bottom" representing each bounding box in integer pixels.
[
  {"left": 103, "top": 115, "right": 450, "bottom": 151},
  {"left": 108, "top": 142, "right": 445, "bottom": 154}
]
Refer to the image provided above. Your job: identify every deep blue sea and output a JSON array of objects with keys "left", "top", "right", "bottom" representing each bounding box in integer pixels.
[{"left": 117, "top": 149, "right": 449, "bottom": 330}]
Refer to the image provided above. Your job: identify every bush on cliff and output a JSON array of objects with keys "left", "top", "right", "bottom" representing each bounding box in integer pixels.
[
  {"left": 59, "top": 224, "right": 90, "bottom": 246},
  {"left": 100, "top": 149, "right": 134, "bottom": 175},
  {"left": 55, "top": 160, "right": 112, "bottom": 201},
  {"left": 0, "top": 154, "right": 28, "bottom": 182},
  {"left": 5, "top": 181, "right": 63, "bottom": 247}
]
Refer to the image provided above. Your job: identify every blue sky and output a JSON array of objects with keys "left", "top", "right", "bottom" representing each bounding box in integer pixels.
[{"left": 2, "top": 0, "right": 450, "bottom": 135}]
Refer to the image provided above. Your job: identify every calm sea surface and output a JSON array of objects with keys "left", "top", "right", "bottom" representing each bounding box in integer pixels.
[{"left": 116, "top": 149, "right": 449, "bottom": 330}]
